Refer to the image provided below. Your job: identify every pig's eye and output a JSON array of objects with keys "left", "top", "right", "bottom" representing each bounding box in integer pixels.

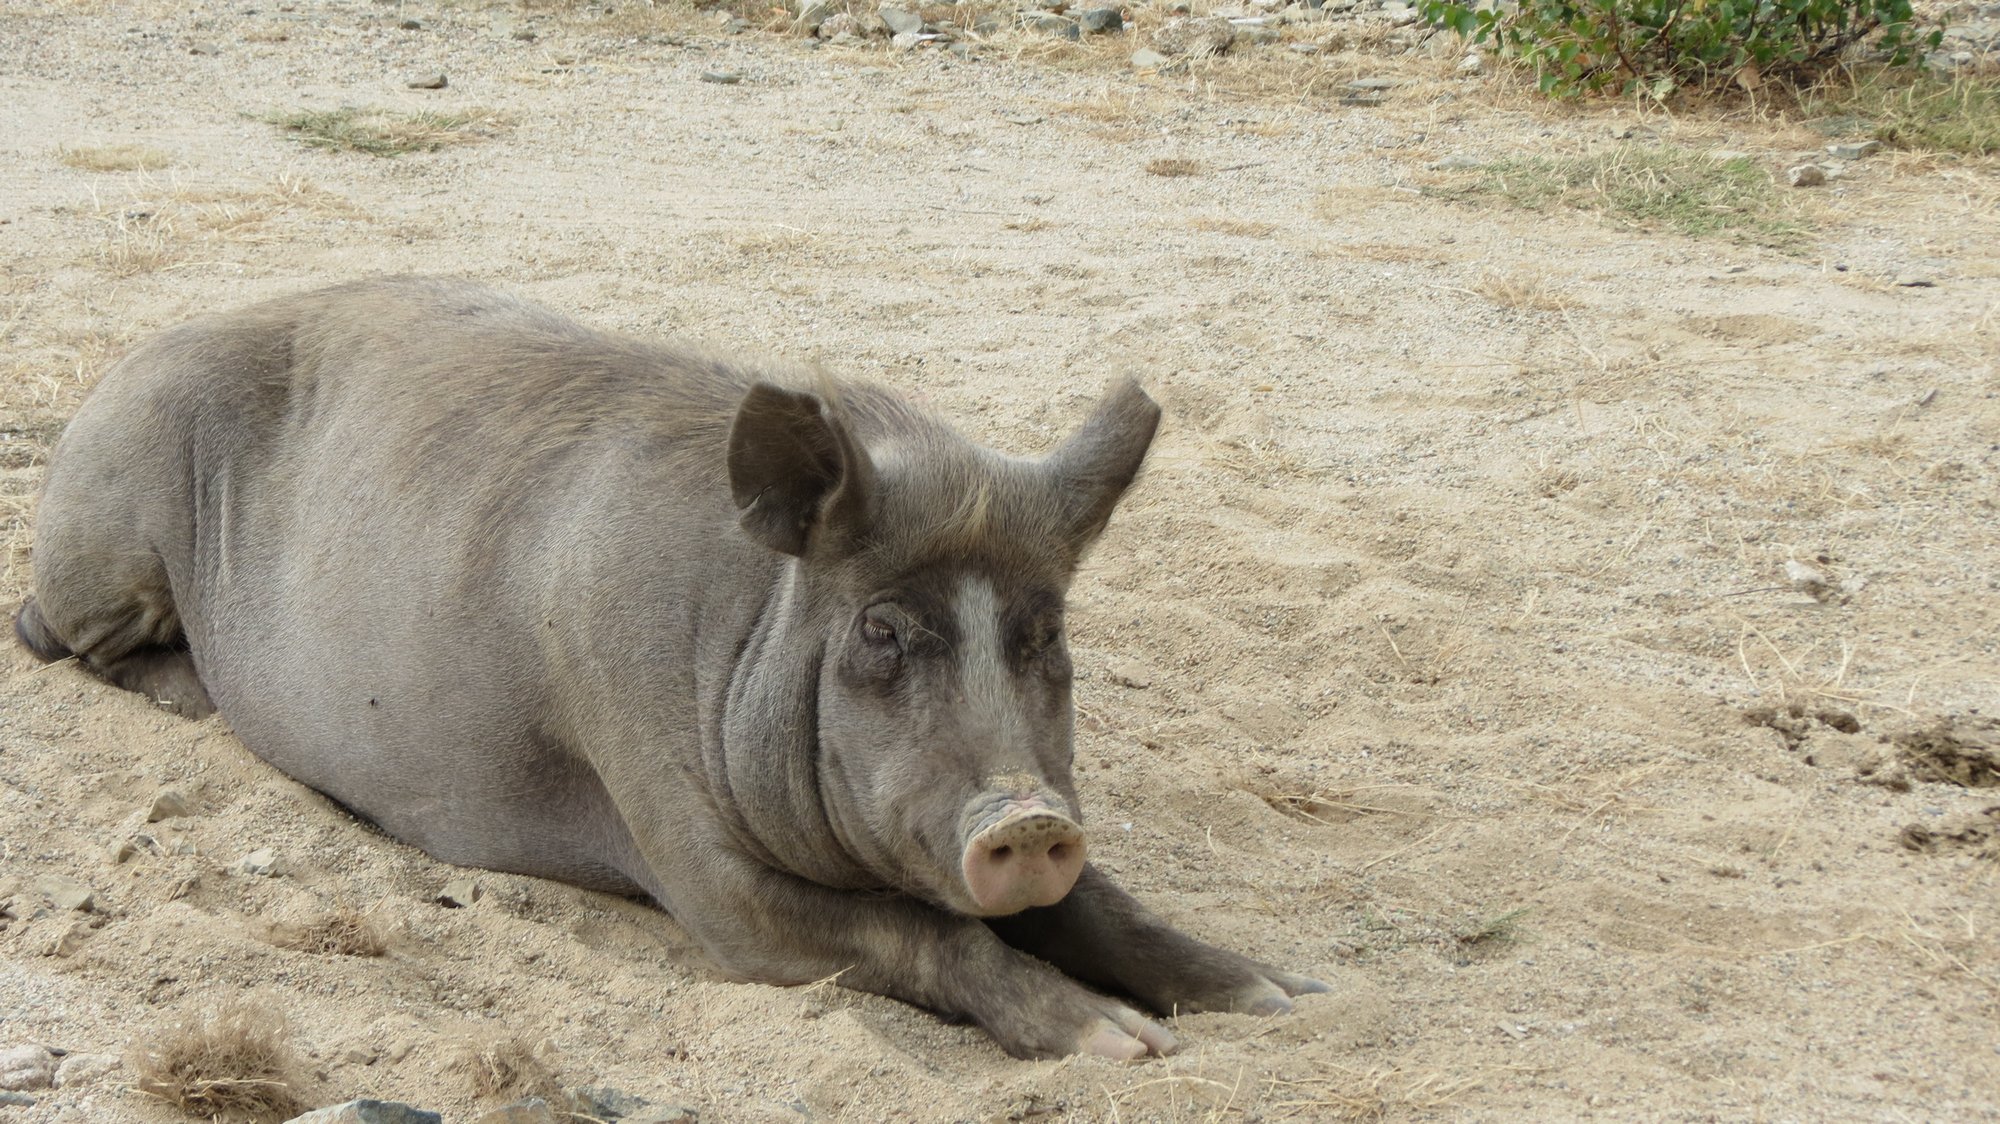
[{"left": 860, "top": 612, "right": 900, "bottom": 649}]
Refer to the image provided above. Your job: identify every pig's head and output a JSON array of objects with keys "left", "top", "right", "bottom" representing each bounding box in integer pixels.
[{"left": 727, "top": 379, "right": 1160, "bottom": 917}]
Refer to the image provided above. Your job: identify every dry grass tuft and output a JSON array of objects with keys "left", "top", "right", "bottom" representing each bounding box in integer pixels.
[
  {"left": 130, "top": 1000, "right": 308, "bottom": 1122},
  {"left": 454, "top": 1035, "right": 562, "bottom": 1101},
  {"left": 1189, "top": 215, "right": 1278, "bottom": 237},
  {"left": 1473, "top": 269, "right": 1566, "bottom": 311},
  {"left": 263, "top": 106, "right": 512, "bottom": 157},
  {"left": 60, "top": 144, "right": 172, "bottom": 172},
  {"left": 265, "top": 907, "right": 389, "bottom": 957},
  {"left": 1267, "top": 1064, "right": 1485, "bottom": 1120},
  {"left": 1145, "top": 156, "right": 1204, "bottom": 177}
]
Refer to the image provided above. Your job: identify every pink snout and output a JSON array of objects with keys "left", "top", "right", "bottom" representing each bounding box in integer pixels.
[{"left": 961, "top": 807, "right": 1087, "bottom": 916}]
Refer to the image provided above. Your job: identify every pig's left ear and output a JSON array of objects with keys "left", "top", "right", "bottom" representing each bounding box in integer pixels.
[
  {"left": 1045, "top": 378, "right": 1161, "bottom": 553},
  {"left": 728, "top": 383, "right": 875, "bottom": 556}
]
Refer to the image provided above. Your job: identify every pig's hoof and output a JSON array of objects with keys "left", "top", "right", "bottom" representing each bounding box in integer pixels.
[
  {"left": 1239, "top": 969, "right": 1333, "bottom": 1015},
  {"left": 1080, "top": 1010, "right": 1178, "bottom": 1060}
]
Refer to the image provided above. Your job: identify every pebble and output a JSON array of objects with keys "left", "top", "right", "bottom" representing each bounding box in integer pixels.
[
  {"left": 0, "top": 1091, "right": 35, "bottom": 1106},
  {"left": 1457, "top": 50, "right": 1485, "bottom": 73},
  {"left": 700, "top": 70, "right": 743, "bottom": 84},
  {"left": 1786, "top": 163, "right": 1827, "bottom": 187},
  {"left": 474, "top": 1099, "right": 555, "bottom": 1124},
  {"left": 817, "top": 12, "right": 860, "bottom": 38},
  {"left": 890, "top": 29, "right": 923, "bottom": 49},
  {"left": 1131, "top": 47, "right": 1170, "bottom": 66},
  {"left": 188, "top": 41, "right": 222, "bottom": 55},
  {"left": 398, "top": 17, "right": 422, "bottom": 29},
  {"left": 54, "top": 1052, "right": 119, "bottom": 1088},
  {"left": 1076, "top": 6, "right": 1123, "bottom": 31},
  {"left": 511, "top": 27, "right": 538, "bottom": 41},
  {"left": 1030, "top": 13, "right": 1079, "bottom": 36},
  {"left": 438, "top": 877, "right": 481, "bottom": 907},
  {"left": 1348, "top": 76, "right": 1399, "bottom": 89},
  {"left": 1004, "top": 113, "right": 1043, "bottom": 125},
  {"left": 36, "top": 876, "right": 94, "bottom": 913},
  {"left": 0, "top": 1046, "right": 55, "bottom": 1092},
  {"left": 1784, "top": 560, "right": 1833, "bottom": 601},
  {"left": 236, "top": 847, "right": 282, "bottom": 877},
  {"left": 1152, "top": 15, "right": 1235, "bottom": 55},
  {"left": 148, "top": 788, "right": 191, "bottom": 821},
  {"left": 1827, "top": 139, "right": 1881, "bottom": 160},
  {"left": 406, "top": 73, "right": 448, "bottom": 89},
  {"left": 284, "top": 1101, "right": 444, "bottom": 1124},
  {"left": 1895, "top": 275, "right": 1936, "bottom": 287},
  {"left": 878, "top": 5, "right": 924, "bottom": 34}
]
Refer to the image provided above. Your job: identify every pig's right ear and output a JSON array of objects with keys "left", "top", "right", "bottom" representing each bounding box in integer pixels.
[{"left": 727, "top": 383, "right": 874, "bottom": 556}]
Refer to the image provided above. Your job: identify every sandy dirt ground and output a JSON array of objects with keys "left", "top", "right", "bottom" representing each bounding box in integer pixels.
[{"left": 2, "top": 0, "right": 1998, "bottom": 1120}]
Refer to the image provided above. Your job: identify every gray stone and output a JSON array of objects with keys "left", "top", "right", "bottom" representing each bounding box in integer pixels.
[
  {"left": 817, "top": 12, "right": 861, "bottom": 38},
  {"left": 700, "top": 70, "right": 744, "bottom": 84},
  {"left": 889, "top": 29, "right": 923, "bottom": 49},
  {"left": 1030, "top": 14, "right": 1079, "bottom": 37},
  {"left": 438, "top": 877, "right": 480, "bottom": 907},
  {"left": 188, "top": 41, "right": 222, "bottom": 55},
  {"left": 568, "top": 1086, "right": 652, "bottom": 1118},
  {"left": 53, "top": 1052, "right": 120, "bottom": 1088},
  {"left": 1827, "top": 139, "right": 1881, "bottom": 160},
  {"left": 284, "top": 1101, "right": 444, "bottom": 1124},
  {"left": 1457, "top": 50, "right": 1485, "bottom": 74},
  {"left": 625, "top": 1107, "right": 698, "bottom": 1124},
  {"left": 473, "top": 1098, "right": 556, "bottom": 1124},
  {"left": 1895, "top": 275, "right": 1937, "bottom": 287},
  {"left": 1076, "top": 7, "right": 1123, "bottom": 32},
  {"left": 405, "top": 73, "right": 448, "bottom": 89},
  {"left": 1341, "top": 91, "right": 1385, "bottom": 106},
  {"left": 1152, "top": 15, "right": 1234, "bottom": 55},
  {"left": 878, "top": 5, "right": 924, "bottom": 33},
  {"left": 1287, "top": 40, "right": 1319, "bottom": 51},
  {"left": 1130, "top": 47, "right": 1170, "bottom": 66},
  {"left": 147, "top": 788, "right": 191, "bottom": 822},
  {"left": 36, "top": 876, "right": 93, "bottom": 912},
  {"left": 1348, "top": 76, "right": 1399, "bottom": 89},
  {"left": 0, "top": 1092, "right": 35, "bottom": 1106},
  {"left": 511, "top": 27, "right": 538, "bottom": 40},
  {"left": 399, "top": 17, "right": 422, "bottom": 29},
  {"left": 236, "top": 847, "right": 282, "bottom": 876},
  {"left": 0, "top": 1045, "right": 56, "bottom": 1092},
  {"left": 1786, "top": 163, "right": 1827, "bottom": 187}
]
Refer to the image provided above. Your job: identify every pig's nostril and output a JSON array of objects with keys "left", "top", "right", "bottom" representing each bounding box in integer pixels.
[
  {"left": 991, "top": 845, "right": 1013, "bottom": 860},
  {"left": 1047, "top": 842, "right": 1072, "bottom": 864}
]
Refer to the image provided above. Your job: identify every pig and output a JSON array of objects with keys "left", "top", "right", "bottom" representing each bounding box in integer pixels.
[{"left": 13, "top": 279, "right": 1326, "bottom": 1058}]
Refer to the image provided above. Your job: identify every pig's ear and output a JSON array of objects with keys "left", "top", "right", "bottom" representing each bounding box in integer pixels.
[
  {"left": 1045, "top": 378, "right": 1161, "bottom": 552},
  {"left": 728, "top": 383, "right": 874, "bottom": 556}
]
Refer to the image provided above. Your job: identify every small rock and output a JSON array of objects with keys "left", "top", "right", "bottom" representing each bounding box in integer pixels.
[
  {"left": 1030, "top": 13, "right": 1079, "bottom": 37},
  {"left": 1895, "top": 275, "right": 1936, "bottom": 288},
  {"left": 0, "top": 1046, "right": 56, "bottom": 1092},
  {"left": 1786, "top": 163, "right": 1827, "bottom": 187},
  {"left": 700, "top": 70, "right": 743, "bottom": 84},
  {"left": 567, "top": 1087, "right": 652, "bottom": 1118},
  {"left": 889, "top": 29, "right": 922, "bottom": 48},
  {"left": 1785, "top": 559, "right": 1833, "bottom": 601},
  {"left": 1004, "top": 113, "right": 1043, "bottom": 125},
  {"left": 342, "top": 1046, "right": 378, "bottom": 1066},
  {"left": 399, "top": 17, "right": 422, "bottom": 29},
  {"left": 817, "top": 12, "right": 860, "bottom": 38},
  {"left": 54, "top": 1052, "right": 120, "bottom": 1088},
  {"left": 36, "top": 876, "right": 94, "bottom": 913},
  {"left": 1827, "top": 139, "right": 1881, "bottom": 159},
  {"left": 793, "top": 0, "right": 831, "bottom": 30},
  {"left": 236, "top": 848, "right": 282, "bottom": 877},
  {"left": 1130, "top": 47, "right": 1170, "bottom": 66},
  {"left": 283, "top": 1101, "right": 444, "bottom": 1124},
  {"left": 1104, "top": 659, "right": 1153, "bottom": 690},
  {"left": 878, "top": 5, "right": 923, "bottom": 33},
  {"left": 438, "top": 878, "right": 480, "bottom": 908},
  {"left": 624, "top": 1108, "right": 698, "bottom": 1124},
  {"left": 1076, "top": 6, "right": 1123, "bottom": 32},
  {"left": 188, "top": 41, "right": 222, "bottom": 55},
  {"left": 1341, "top": 91, "right": 1385, "bottom": 106},
  {"left": 406, "top": 73, "right": 448, "bottom": 89},
  {"left": 511, "top": 27, "right": 538, "bottom": 40},
  {"left": 1152, "top": 14, "right": 1234, "bottom": 56},
  {"left": 1287, "top": 40, "right": 1319, "bottom": 52},
  {"left": 1234, "top": 22, "right": 1281, "bottom": 44},
  {"left": 473, "top": 1099, "right": 556, "bottom": 1124},
  {"left": 148, "top": 788, "right": 191, "bottom": 822},
  {"left": 0, "top": 1091, "right": 35, "bottom": 1106},
  {"left": 1457, "top": 51, "right": 1485, "bottom": 74}
]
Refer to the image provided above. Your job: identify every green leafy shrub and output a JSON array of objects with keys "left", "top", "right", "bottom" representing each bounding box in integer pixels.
[{"left": 1421, "top": 0, "right": 1943, "bottom": 97}]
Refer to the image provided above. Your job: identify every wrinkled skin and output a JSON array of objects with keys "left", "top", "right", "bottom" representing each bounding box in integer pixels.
[{"left": 14, "top": 279, "right": 1327, "bottom": 1059}]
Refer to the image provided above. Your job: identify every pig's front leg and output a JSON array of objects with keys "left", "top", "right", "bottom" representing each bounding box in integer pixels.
[
  {"left": 670, "top": 855, "right": 1180, "bottom": 1060},
  {"left": 984, "top": 865, "right": 1330, "bottom": 1017}
]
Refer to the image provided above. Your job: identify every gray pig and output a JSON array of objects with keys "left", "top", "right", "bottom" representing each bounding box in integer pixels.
[{"left": 14, "top": 279, "right": 1326, "bottom": 1058}]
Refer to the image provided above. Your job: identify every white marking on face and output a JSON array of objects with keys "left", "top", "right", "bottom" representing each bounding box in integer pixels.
[{"left": 953, "top": 575, "right": 1016, "bottom": 732}]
